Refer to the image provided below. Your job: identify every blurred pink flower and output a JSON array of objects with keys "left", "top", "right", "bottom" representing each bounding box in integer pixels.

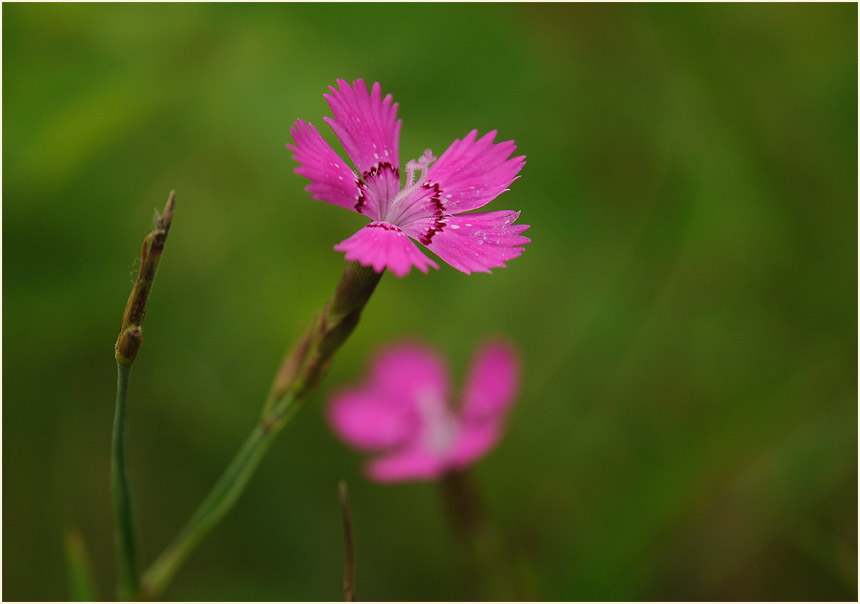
[
  {"left": 327, "top": 339, "right": 520, "bottom": 483},
  {"left": 287, "top": 78, "right": 530, "bottom": 277}
]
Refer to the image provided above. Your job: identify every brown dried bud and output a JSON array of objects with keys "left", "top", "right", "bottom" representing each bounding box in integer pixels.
[{"left": 115, "top": 326, "right": 143, "bottom": 365}]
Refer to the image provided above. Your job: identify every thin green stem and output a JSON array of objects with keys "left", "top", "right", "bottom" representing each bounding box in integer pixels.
[
  {"left": 109, "top": 191, "right": 174, "bottom": 600},
  {"left": 112, "top": 361, "right": 139, "bottom": 600},
  {"left": 140, "top": 389, "right": 305, "bottom": 600},
  {"left": 440, "top": 469, "right": 516, "bottom": 601},
  {"left": 139, "top": 402, "right": 289, "bottom": 600},
  {"left": 138, "top": 262, "right": 382, "bottom": 600}
]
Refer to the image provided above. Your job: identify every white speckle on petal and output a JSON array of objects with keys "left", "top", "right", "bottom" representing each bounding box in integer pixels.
[
  {"left": 465, "top": 223, "right": 472, "bottom": 227},
  {"left": 374, "top": 153, "right": 379, "bottom": 159},
  {"left": 446, "top": 194, "right": 452, "bottom": 199},
  {"left": 451, "top": 224, "right": 460, "bottom": 230}
]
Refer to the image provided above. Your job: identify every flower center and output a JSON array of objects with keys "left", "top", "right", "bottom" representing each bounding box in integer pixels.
[
  {"left": 381, "top": 149, "right": 437, "bottom": 224},
  {"left": 404, "top": 149, "right": 436, "bottom": 187},
  {"left": 415, "top": 388, "right": 458, "bottom": 457}
]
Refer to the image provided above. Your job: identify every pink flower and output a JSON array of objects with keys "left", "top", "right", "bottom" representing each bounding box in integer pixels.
[
  {"left": 287, "top": 79, "right": 530, "bottom": 277},
  {"left": 327, "top": 339, "right": 520, "bottom": 483}
]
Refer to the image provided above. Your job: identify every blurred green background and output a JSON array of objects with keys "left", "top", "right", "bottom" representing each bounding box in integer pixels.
[{"left": 3, "top": 3, "right": 857, "bottom": 601}]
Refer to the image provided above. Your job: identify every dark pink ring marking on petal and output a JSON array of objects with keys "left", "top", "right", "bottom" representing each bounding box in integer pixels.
[
  {"left": 362, "top": 161, "right": 401, "bottom": 182},
  {"left": 356, "top": 180, "right": 368, "bottom": 214},
  {"left": 417, "top": 182, "right": 447, "bottom": 245},
  {"left": 359, "top": 161, "right": 401, "bottom": 218},
  {"left": 365, "top": 222, "right": 401, "bottom": 231}
]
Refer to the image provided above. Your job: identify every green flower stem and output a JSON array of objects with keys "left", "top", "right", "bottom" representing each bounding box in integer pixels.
[
  {"left": 440, "top": 469, "right": 516, "bottom": 601},
  {"left": 111, "top": 192, "right": 175, "bottom": 600},
  {"left": 139, "top": 262, "right": 382, "bottom": 600},
  {"left": 139, "top": 402, "right": 291, "bottom": 600},
  {"left": 113, "top": 360, "right": 139, "bottom": 600}
]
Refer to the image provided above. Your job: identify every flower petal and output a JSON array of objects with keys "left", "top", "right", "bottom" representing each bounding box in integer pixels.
[
  {"left": 386, "top": 182, "right": 445, "bottom": 241},
  {"left": 327, "top": 389, "right": 419, "bottom": 451},
  {"left": 449, "top": 420, "right": 503, "bottom": 469},
  {"left": 334, "top": 222, "right": 439, "bottom": 278},
  {"left": 323, "top": 79, "right": 401, "bottom": 176},
  {"left": 423, "top": 130, "right": 525, "bottom": 214},
  {"left": 368, "top": 342, "right": 449, "bottom": 400},
  {"left": 462, "top": 340, "right": 520, "bottom": 422},
  {"left": 356, "top": 162, "right": 400, "bottom": 221},
  {"left": 286, "top": 119, "right": 361, "bottom": 211},
  {"left": 416, "top": 211, "right": 531, "bottom": 275},
  {"left": 365, "top": 444, "right": 448, "bottom": 483}
]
